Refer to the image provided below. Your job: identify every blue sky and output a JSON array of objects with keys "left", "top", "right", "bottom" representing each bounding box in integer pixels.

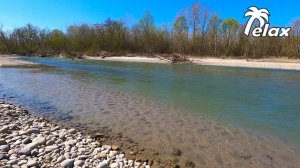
[{"left": 0, "top": 0, "right": 299, "bottom": 31}]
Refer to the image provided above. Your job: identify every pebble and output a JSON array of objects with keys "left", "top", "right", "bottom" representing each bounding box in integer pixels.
[
  {"left": 0, "top": 144, "right": 9, "bottom": 152},
  {"left": 74, "top": 159, "right": 84, "bottom": 166},
  {"left": 22, "top": 137, "right": 31, "bottom": 144},
  {"left": 18, "top": 143, "right": 38, "bottom": 155},
  {"left": 0, "top": 139, "right": 6, "bottom": 145},
  {"left": 110, "top": 162, "right": 118, "bottom": 167},
  {"left": 97, "top": 160, "right": 108, "bottom": 168},
  {"left": 109, "top": 150, "right": 118, "bottom": 157},
  {"left": 27, "top": 159, "right": 38, "bottom": 167},
  {"left": 0, "top": 154, "right": 8, "bottom": 160},
  {"left": 0, "top": 126, "right": 9, "bottom": 133},
  {"left": 69, "top": 129, "right": 77, "bottom": 134},
  {"left": 61, "top": 159, "right": 74, "bottom": 167},
  {"left": 19, "top": 128, "right": 40, "bottom": 135},
  {"left": 0, "top": 102, "right": 151, "bottom": 168},
  {"left": 18, "top": 160, "right": 27, "bottom": 165},
  {"left": 7, "top": 159, "right": 18, "bottom": 164},
  {"left": 112, "top": 145, "right": 119, "bottom": 150},
  {"left": 57, "top": 155, "right": 65, "bottom": 163}
]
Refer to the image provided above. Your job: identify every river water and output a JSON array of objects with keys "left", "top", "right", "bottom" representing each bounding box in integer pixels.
[{"left": 0, "top": 57, "right": 300, "bottom": 167}]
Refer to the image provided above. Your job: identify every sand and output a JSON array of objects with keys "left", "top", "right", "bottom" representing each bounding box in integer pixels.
[
  {"left": 0, "top": 55, "right": 36, "bottom": 67},
  {"left": 85, "top": 56, "right": 300, "bottom": 71},
  {"left": 2, "top": 55, "right": 300, "bottom": 71},
  {"left": 85, "top": 56, "right": 169, "bottom": 63},
  {"left": 192, "top": 57, "right": 300, "bottom": 71}
]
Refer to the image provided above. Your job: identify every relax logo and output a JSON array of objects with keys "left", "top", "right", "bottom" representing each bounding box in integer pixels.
[{"left": 244, "top": 7, "right": 291, "bottom": 37}]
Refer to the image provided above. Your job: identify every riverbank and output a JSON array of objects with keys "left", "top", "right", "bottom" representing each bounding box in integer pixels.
[
  {"left": 0, "top": 55, "right": 37, "bottom": 67},
  {"left": 85, "top": 56, "right": 168, "bottom": 64},
  {"left": 2, "top": 55, "right": 300, "bottom": 71},
  {"left": 192, "top": 57, "right": 300, "bottom": 71},
  {"left": 85, "top": 56, "right": 300, "bottom": 71},
  {"left": 0, "top": 100, "right": 151, "bottom": 168}
]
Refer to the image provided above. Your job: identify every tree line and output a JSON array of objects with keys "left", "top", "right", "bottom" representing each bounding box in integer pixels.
[{"left": 0, "top": 2, "right": 300, "bottom": 58}]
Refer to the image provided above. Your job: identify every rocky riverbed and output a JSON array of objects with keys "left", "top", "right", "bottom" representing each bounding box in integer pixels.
[{"left": 0, "top": 101, "right": 151, "bottom": 168}]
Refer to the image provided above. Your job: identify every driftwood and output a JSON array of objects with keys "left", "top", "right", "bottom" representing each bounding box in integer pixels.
[
  {"left": 154, "top": 55, "right": 172, "bottom": 63},
  {"left": 171, "top": 53, "right": 192, "bottom": 64},
  {"left": 155, "top": 54, "right": 192, "bottom": 64}
]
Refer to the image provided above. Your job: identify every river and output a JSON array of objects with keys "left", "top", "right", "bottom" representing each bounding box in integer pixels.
[{"left": 1, "top": 57, "right": 300, "bottom": 167}]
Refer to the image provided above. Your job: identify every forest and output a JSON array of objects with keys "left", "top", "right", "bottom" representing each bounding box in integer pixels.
[{"left": 0, "top": 3, "right": 300, "bottom": 59}]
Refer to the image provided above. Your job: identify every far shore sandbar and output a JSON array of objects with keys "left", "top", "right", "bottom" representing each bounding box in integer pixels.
[{"left": 85, "top": 55, "right": 300, "bottom": 71}]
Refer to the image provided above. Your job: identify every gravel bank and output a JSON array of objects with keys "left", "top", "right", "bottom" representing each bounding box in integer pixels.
[{"left": 0, "top": 101, "right": 150, "bottom": 168}]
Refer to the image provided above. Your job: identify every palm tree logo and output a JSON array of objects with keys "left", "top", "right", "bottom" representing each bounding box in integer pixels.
[{"left": 244, "top": 7, "right": 270, "bottom": 36}]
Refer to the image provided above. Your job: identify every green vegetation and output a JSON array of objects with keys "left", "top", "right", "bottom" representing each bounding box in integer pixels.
[{"left": 0, "top": 2, "right": 300, "bottom": 58}]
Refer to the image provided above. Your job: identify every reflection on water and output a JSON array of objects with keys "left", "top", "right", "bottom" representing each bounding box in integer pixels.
[{"left": 1, "top": 57, "right": 300, "bottom": 167}]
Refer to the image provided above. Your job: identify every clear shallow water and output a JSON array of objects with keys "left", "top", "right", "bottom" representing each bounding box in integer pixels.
[{"left": 1, "top": 57, "right": 300, "bottom": 167}]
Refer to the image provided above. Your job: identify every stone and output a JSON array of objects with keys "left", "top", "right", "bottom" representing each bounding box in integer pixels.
[
  {"left": 61, "top": 159, "right": 74, "bottom": 168},
  {"left": 21, "top": 165, "right": 28, "bottom": 168},
  {"left": 118, "top": 154, "right": 125, "bottom": 159},
  {"left": 51, "top": 126, "right": 60, "bottom": 131},
  {"left": 18, "top": 160, "right": 27, "bottom": 165},
  {"left": 99, "top": 151, "right": 107, "bottom": 158},
  {"left": 96, "top": 160, "right": 108, "bottom": 168},
  {"left": 57, "top": 155, "right": 65, "bottom": 163},
  {"left": 71, "top": 153, "right": 77, "bottom": 158},
  {"left": 110, "top": 162, "right": 118, "bottom": 167},
  {"left": 74, "top": 160, "right": 84, "bottom": 167},
  {"left": 22, "top": 137, "right": 31, "bottom": 144},
  {"left": 109, "top": 151, "right": 118, "bottom": 157},
  {"left": 46, "top": 140, "right": 55, "bottom": 146},
  {"left": 59, "top": 133, "right": 67, "bottom": 140},
  {"left": 69, "top": 129, "right": 76, "bottom": 134},
  {"left": 65, "top": 139, "right": 77, "bottom": 146},
  {"left": 78, "top": 155, "right": 89, "bottom": 160},
  {"left": 0, "top": 126, "right": 9, "bottom": 133},
  {"left": 102, "top": 145, "right": 111, "bottom": 150},
  {"left": 129, "top": 150, "right": 137, "bottom": 155},
  {"left": 64, "top": 153, "right": 71, "bottom": 159},
  {"left": 0, "top": 145, "right": 9, "bottom": 152},
  {"left": 0, "top": 154, "right": 8, "bottom": 160},
  {"left": 32, "top": 136, "right": 46, "bottom": 145},
  {"left": 18, "top": 142, "right": 39, "bottom": 155},
  {"left": 45, "top": 145, "right": 58, "bottom": 151},
  {"left": 93, "top": 133, "right": 106, "bottom": 139},
  {"left": 7, "top": 159, "right": 18, "bottom": 165},
  {"left": 0, "top": 139, "right": 6, "bottom": 145},
  {"left": 93, "top": 155, "right": 100, "bottom": 160},
  {"left": 112, "top": 145, "right": 119, "bottom": 150},
  {"left": 31, "top": 148, "right": 39, "bottom": 156},
  {"left": 27, "top": 159, "right": 38, "bottom": 167},
  {"left": 19, "top": 128, "right": 40, "bottom": 135}
]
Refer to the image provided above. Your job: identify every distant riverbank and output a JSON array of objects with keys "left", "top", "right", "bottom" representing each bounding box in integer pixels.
[
  {"left": 2, "top": 55, "right": 300, "bottom": 71},
  {"left": 85, "top": 56, "right": 300, "bottom": 71}
]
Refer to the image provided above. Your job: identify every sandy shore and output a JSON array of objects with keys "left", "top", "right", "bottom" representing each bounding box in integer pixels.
[
  {"left": 85, "top": 56, "right": 300, "bottom": 71},
  {"left": 0, "top": 55, "right": 36, "bottom": 67},
  {"left": 192, "top": 57, "right": 300, "bottom": 71},
  {"left": 2, "top": 55, "right": 300, "bottom": 71},
  {"left": 85, "top": 56, "right": 169, "bottom": 64}
]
